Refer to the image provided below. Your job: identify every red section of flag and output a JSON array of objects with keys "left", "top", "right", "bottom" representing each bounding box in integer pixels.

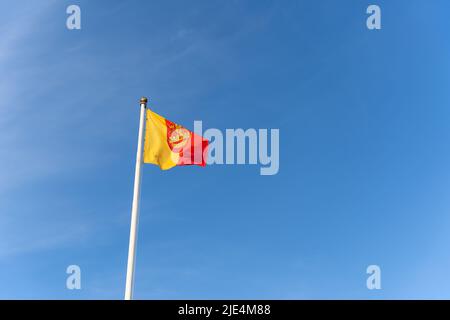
[{"left": 165, "top": 119, "right": 209, "bottom": 167}]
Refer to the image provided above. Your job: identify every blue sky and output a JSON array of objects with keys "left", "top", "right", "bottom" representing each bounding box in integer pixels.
[{"left": 1, "top": 0, "right": 450, "bottom": 299}]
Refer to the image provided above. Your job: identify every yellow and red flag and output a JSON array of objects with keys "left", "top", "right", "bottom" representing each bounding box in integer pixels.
[{"left": 143, "top": 109, "right": 208, "bottom": 170}]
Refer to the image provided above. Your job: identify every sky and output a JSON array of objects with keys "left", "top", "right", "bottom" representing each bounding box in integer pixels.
[{"left": 1, "top": 0, "right": 450, "bottom": 299}]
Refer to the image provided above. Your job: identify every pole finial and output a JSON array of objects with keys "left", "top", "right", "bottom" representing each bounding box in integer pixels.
[{"left": 140, "top": 97, "right": 148, "bottom": 105}]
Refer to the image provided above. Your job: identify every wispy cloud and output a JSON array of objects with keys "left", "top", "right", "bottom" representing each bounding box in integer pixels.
[{"left": 0, "top": 218, "right": 91, "bottom": 259}]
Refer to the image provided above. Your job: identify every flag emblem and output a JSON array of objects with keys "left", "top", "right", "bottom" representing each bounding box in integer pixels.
[{"left": 166, "top": 121, "right": 190, "bottom": 152}]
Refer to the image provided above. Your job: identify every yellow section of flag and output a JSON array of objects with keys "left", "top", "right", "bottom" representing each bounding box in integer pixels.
[{"left": 143, "top": 109, "right": 179, "bottom": 170}]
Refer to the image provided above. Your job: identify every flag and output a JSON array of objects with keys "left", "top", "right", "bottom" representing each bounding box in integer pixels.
[{"left": 143, "top": 109, "right": 209, "bottom": 170}]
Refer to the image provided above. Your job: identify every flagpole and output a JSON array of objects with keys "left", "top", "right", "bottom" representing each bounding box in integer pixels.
[{"left": 125, "top": 97, "right": 147, "bottom": 300}]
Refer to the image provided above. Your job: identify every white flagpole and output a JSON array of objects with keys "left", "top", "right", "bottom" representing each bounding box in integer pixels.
[{"left": 125, "top": 97, "right": 147, "bottom": 300}]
